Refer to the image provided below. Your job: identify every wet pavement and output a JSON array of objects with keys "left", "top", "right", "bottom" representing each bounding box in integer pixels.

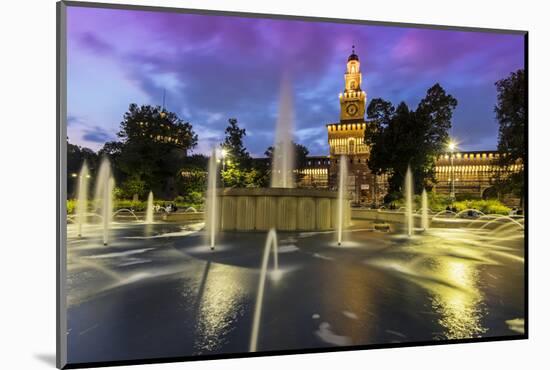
[{"left": 66, "top": 220, "right": 525, "bottom": 365}]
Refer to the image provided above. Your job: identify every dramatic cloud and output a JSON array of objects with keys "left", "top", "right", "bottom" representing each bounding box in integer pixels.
[
  {"left": 66, "top": 6, "right": 524, "bottom": 155},
  {"left": 82, "top": 125, "right": 115, "bottom": 143}
]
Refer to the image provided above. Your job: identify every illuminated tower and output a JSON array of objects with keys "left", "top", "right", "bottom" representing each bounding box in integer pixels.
[
  {"left": 326, "top": 46, "right": 386, "bottom": 205},
  {"left": 339, "top": 46, "right": 367, "bottom": 122}
]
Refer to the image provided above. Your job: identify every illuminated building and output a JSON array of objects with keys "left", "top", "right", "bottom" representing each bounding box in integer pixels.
[
  {"left": 296, "top": 47, "right": 522, "bottom": 206},
  {"left": 323, "top": 47, "right": 387, "bottom": 205},
  {"left": 434, "top": 151, "right": 523, "bottom": 199}
]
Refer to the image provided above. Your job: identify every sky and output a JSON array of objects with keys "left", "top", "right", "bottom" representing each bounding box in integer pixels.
[{"left": 66, "top": 6, "right": 525, "bottom": 156}]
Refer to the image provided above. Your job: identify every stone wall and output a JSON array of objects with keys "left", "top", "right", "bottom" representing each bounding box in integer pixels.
[{"left": 218, "top": 188, "right": 350, "bottom": 231}]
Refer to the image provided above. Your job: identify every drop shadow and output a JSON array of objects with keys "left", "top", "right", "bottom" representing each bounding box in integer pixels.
[{"left": 34, "top": 353, "right": 56, "bottom": 367}]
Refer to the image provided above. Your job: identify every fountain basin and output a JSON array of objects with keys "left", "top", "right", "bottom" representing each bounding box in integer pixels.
[{"left": 217, "top": 188, "right": 350, "bottom": 231}]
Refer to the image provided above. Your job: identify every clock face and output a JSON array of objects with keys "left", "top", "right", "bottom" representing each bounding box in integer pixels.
[{"left": 346, "top": 103, "right": 358, "bottom": 116}]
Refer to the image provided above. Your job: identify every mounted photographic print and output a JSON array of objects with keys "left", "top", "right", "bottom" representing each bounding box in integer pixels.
[{"left": 57, "top": 1, "right": 528, "bottom": 368}]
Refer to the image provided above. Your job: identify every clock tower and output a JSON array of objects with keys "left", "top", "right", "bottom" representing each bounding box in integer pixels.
[
  {"left": 339, "top": 46, "right": 366, "bottom": 122},
  {"left": 326, "top": 46, "right": 387, "bottom": 206}
]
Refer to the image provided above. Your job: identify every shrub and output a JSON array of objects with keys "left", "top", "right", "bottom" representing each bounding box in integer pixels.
[
  {"left": 115, "top": 199, "right": 147, "bottom": 211},
  {"left": 453, "top": 199, "right": 510, "bottom": 215},
  {"left": 389, "top": 192, "right": 510, "bottom": 214},
  {"left": 119, "top": 178, "right": 146, "bottom": 200},
  {"left": 67, "top": 199, "right": 76, "bottom": 214}
]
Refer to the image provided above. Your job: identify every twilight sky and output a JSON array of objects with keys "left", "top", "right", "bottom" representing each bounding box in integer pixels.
[{"left": 66, "top": 6, "right": 524, "bottom": 156}]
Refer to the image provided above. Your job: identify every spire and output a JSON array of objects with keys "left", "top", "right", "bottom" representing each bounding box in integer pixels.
[{"left": 348, "top": 45, "right": 359, "bottom": 62}]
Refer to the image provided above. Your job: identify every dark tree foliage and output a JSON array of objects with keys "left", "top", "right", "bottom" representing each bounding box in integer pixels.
[
  {"left": 365, "top": 84, "right": 457, "bottom": 203},
  {"left": 264, "top": 142, "right": 309, "bottom": 168},
  {"left": 219, "top": 118, "right": 269, "bottom": 188},
  {"left": 176, "top": 154, "right": 208, "bottom": 198},
  {"left": 494, "top": 69, "right": 526, "bottom": 202},
  {"left": 103, "top": 104, "right": 198, "bottom": 199},
  {"left": 67, "top": 140, "right": 99, "bottom": 197},
  {"left": 264, "top": 141, "right": 310, "bottom": 184},
  {"left": 221, "top": 118, "right": 251, "bottom": 167},
  {"left": 97, "top": 141, "right": 125, "bottom": 182}
]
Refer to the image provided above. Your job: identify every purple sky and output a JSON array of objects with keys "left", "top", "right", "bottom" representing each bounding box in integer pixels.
[{"left": 66, "top": 6, "right": 524, "bottom": 156}]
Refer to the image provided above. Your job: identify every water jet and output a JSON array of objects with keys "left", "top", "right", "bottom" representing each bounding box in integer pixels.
[
  {"left": 206, "top": 148, "right": 219, "bottom": 250},
  {"left": 249, "top": 228, "right": 279, "bottom": 352},
  {"left": 337, "top": 155, "right": 348, "bottom": 245},
  {"left": 145, "top": 191, "right": 154, "bottom": 224},
  {"left": 76, "top": 162, "right": 89, "bottom": 237}
]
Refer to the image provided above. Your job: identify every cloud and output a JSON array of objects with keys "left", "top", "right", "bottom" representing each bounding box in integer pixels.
[
  {"left": 66, "top": 8, "right": 524, "bottom": 155},
  {"left": 79, "top": 32, "right": 115, "bottom": 56},
  {"left": 67, "top": 115, "right": 80, "bottom": 126},
  {"left": 82, "top": 126, "right": 115, "bottom": 143}
]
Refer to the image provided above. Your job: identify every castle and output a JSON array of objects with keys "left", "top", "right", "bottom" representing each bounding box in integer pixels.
[{"left": 297, "top": 47, "right": 522, "bottom": 206}]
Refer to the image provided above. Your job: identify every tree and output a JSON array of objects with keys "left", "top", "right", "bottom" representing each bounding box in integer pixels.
[
  {"left": 218, "top": 118, "right": 273, "bottom": 188},
  {"left": 105, "top": 104, "right": 198, "bottom": 198},
  {"left": 67, "top": 140, "right": 99, "bottom": 197},
  {"left": 494, "top": 69, "right": 526, "bottom": 204},
  {"left": 365, "top": 84, "right": 457, "bottom": 202},
  {"left": 264, "top": 141, "right": 309, "bottom": 185},
  {"left": 119, "top": 177, "right": 147, "bottom": 200},
  {"left": 221, "top": 118, "right": 251, "bottom": 167},
  {"left": 176, "top": 154, "right": 208, "bottom": 202}
]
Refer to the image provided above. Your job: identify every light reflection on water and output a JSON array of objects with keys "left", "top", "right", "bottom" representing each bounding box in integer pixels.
[
  {"left": 193, "top": 263, "right": 250, "bottom": 353},
  {"left": 368, "top": 227, "right": 523, "bottom": 340},
  {"left": 422, "top": 258, "right": 486, "bottom": 339}
]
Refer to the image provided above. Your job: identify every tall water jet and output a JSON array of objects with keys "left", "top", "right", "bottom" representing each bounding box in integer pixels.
[
  {"left": 145, "top": 191, "right": 154, "bottom": 224},
  {"left": 75, "top": 162, "right": 89, "bottom": 237},
  {"left": 421, "top": 188, "right": 429, "bottom": 231},
  {"left": 94, "top": 158, "right": 113, "bottom": 246},
  {"left": 337, "top": 155, "right": 348, "bottom": 246},
  {"left": 404, "top": 166, "right": 414, "bottom": 237},
  {"left": 206, "top": 148, "right": 218, "bottom": 250},
  {"left": 103, "top": 177, "right": 114, "bottom": 245},
  {"left": 270, "top": 77, "right": 295, "bottom": 188},
  {"left": 250, "top": 228, "right": 279, "bottom": 352}
]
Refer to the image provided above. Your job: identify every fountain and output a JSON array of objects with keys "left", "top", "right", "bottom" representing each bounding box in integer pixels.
[
  {"left": 337, "top": 155, "right": 348, "bottom": 246},
  {"left": 270, "top": 77, "right": 295, "bottom": 188},
  {"left": 145, "top": 191, "right": 154, "bottom": 224},
  {"left": 404, "top": 165, "right": 414, "bottom": 237},
  {"left": 94, "top": 158, "right": 114, "bottom": 246},
  {"left": 112, "top": 209, "right": 140, "bottom": 221},
  {"left": 214, "top": 75, "right": 349, "bottom": 232},
  {"left": 75, "top": 162, "right": 89, "bottom": 237},
  {"left": 249, "top": 228, "right": 279, "bottom": 352},
  {"left": 421, "top": 189, "right": 429, "bottom": 231},
  {"left": 206, "top": 148, "right": 218, "bottom": 250},
  {"left": 105, "top": 178, "right": 115, "bottom": 245}
]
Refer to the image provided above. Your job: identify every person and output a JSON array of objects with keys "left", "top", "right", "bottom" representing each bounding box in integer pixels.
[{"left": 166, "top": 204, "right": 172, "bottom": 213}]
